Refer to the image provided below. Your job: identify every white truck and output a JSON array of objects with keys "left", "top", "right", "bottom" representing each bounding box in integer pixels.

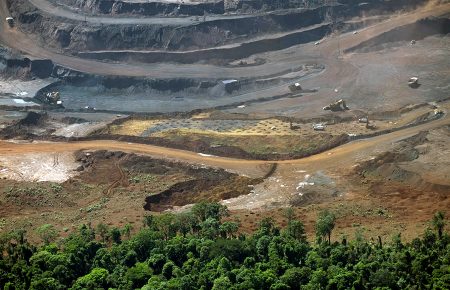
[{"left": 6, "top": 17, "right": 14, "bottom": 28}]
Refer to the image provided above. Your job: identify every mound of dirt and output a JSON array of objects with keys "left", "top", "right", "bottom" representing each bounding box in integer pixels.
[{"left": 60, "top": 116, "right": 89, "bottom": 124}]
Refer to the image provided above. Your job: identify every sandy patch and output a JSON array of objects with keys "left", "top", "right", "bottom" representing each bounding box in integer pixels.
[{"left": 0, "top": 152, "right": 79, "bottom": 182}]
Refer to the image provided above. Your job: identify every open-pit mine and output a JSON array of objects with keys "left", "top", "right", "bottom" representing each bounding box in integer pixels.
[{"left": 0, "top": 0, "right": 449, "bottom": 242}]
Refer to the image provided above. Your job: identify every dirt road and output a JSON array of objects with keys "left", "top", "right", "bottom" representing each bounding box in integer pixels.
[
  {"left": 1, "top": 107, "right": 448, "bottom": 177},
  {"left": 29, "top": 0, "right": 249, "bottom": 25}
]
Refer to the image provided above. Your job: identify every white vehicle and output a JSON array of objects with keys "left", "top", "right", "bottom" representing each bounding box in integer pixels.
[
  {"left": 408, "top": 77, "right": 419, "bottom": 87},
  {"left": 358, "top": 117, "right": 368, "bottom": 123},
  {"left": 313, "top": 123, "right": 325, "bottom": 131},
  {"left": 353, "top": 31, "right": 358, "bottom": 35},
  {"left": 315, "top": 41, "right": 321, "bottom": 46},
  {"left": 6, "top": 17, "right": 14, "bottom": 28}
]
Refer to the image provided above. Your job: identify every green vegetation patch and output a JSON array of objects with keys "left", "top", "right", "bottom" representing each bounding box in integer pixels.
[{"left": 0, "top": 203, "right": 448, "bottom": 290}]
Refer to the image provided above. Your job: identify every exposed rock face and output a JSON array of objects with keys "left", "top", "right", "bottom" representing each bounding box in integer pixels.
[
  {"left": 8, "top": 0, "right": 428, "bottom": 52},
  {"left": 55, "top": 0, "right": 308, "bottom": 15},
  {"left": 59, "top": 0, "right": 226, "bottom": 15},
  {"left": 0, "top": 45, "right": 56, "bottom": 79},
  {"left": 30, "top": 59, "right": 54, "bottom": 78}
]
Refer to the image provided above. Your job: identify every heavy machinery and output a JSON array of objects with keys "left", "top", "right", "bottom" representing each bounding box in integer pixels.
[
  {"left": 312, "top": 123, "right": 325, "bottom": 131},
  {"left": 43, "top": 92, "right": 63, "bottom": 106},
  {"left": 323, "top": 99, "right": 349, "bottom": 111},
  {"left": 288, "top": 83, "right": 302, "bottom": 92},
  {"left": 5, "top": 17, "right": 14, "bottom": 28},
  {"left": 408, "top": 77, "right": 419, "bottom": 88}
]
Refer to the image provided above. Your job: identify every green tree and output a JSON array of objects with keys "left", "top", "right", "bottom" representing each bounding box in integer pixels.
[
  {"left": 125, "top": 262, "right": 152, "bottom": 289},
  {"left": 283, "top": 207, "right": 295, "bottom": 222},
  {"left": 96, "top": 223, "right": 109, "bottom": 243},
  {"left": 283, "top": 220, "right": 307, "bottom": 242},
  {"left": 122, "top": 223, "right": 133, "bottom": 240},
  {"left": 176, "top": 212, "right": 197, "bottom": 236},
  {"left": 36, "top": 224, "right": 58, "bottom": 245},
  {"left": 212, "top": 276, "right": 233, "bottom": 290},
  {"left": 219, "top": 221, "right": 239, "bottom": 239},
  {"left": 200, "top": 217, "right": 220, "bottom": 239},
  {"left": 432, "top": 211, "right": 446, "bottom": 239},
  {"left": 29, "top": 277, "right": 65, "bottom": 290},
  {"left": 70, "top": 268, "right": 109, "bottom": 290},
  {"left": 155, "top": 213, "right": 177, "bottom": 240},
  {"left": 281, "top": 267, "right": 311, "bottom": 289},
  {"left": 110, "top": 227, "right": 121, "bottom": 244},
  {"left": 143, "top": 215, "right": 155, "bottom": 229},
  {"left": 192, "top": 202, "right": 229, "bottom": 222},
  {"left": 315, "top": 210, "right": 336, "bottom": 244}
]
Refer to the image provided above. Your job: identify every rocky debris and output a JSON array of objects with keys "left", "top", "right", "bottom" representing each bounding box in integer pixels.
[
  {"left": 352, "top": 130, "right": 450, "bottom": 194},
  {"left": 61, "top": 116, "right": 89, "bottom": 124},
  {"left": 289, "top": 171, "right": 340, "bottom": 207}
]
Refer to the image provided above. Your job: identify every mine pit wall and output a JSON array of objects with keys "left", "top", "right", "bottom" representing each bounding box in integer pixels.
[
  {"left": 9, "top": 2, "right": 333, "bottom": 51},
  {"left": 55, "top": 0, "right": 226, "bottom": 16},
  {"left": 58, "top": 75, "right": 212, "bottom": 92},
  {"left": 51, "top": 0, "right": 307, "bottom": 16},
  {"left": 78, "top": 24, "right": 331, "bottom": 64},
  {"left": 0, "top": 47, "right": 55, "bottom": 79},
  {"left": 345, "top": 17, "right": 450, "bottom": 53},
  {"left": 51, "top": 0, "right": 426, "bottom": 16},
  {"left": 9, "top": 0, "right": 427, "bottom": 52}
]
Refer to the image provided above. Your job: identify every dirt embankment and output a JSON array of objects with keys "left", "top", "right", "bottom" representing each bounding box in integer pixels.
[
  {"left": 0, "top": 45, "right": 55, "bottom": 79},
  {"left": 345, "top": 17, "right": 450, "bottom": 53},
  {"left": 353, "top": 131, "right": 450, "bottom": 195},
  {"left": 73, "top": 149, "right": 261, "bottom": 211},
  {"left": 8, "top": 0, "right": 427, "bottom": 52}
]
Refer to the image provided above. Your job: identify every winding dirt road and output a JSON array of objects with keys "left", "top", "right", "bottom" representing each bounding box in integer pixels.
[{"left": 1, "top": 106, "right": 448, "bottom": 177}]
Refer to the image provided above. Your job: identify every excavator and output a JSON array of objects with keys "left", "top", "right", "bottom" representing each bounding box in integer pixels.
[{"left": 323, "top": 99, "right": 349, "bottom": 111}]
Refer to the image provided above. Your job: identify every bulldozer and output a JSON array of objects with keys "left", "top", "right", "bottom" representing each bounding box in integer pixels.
[{"left": 323, "top": 99, "right": 349, "bottom": 111}]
